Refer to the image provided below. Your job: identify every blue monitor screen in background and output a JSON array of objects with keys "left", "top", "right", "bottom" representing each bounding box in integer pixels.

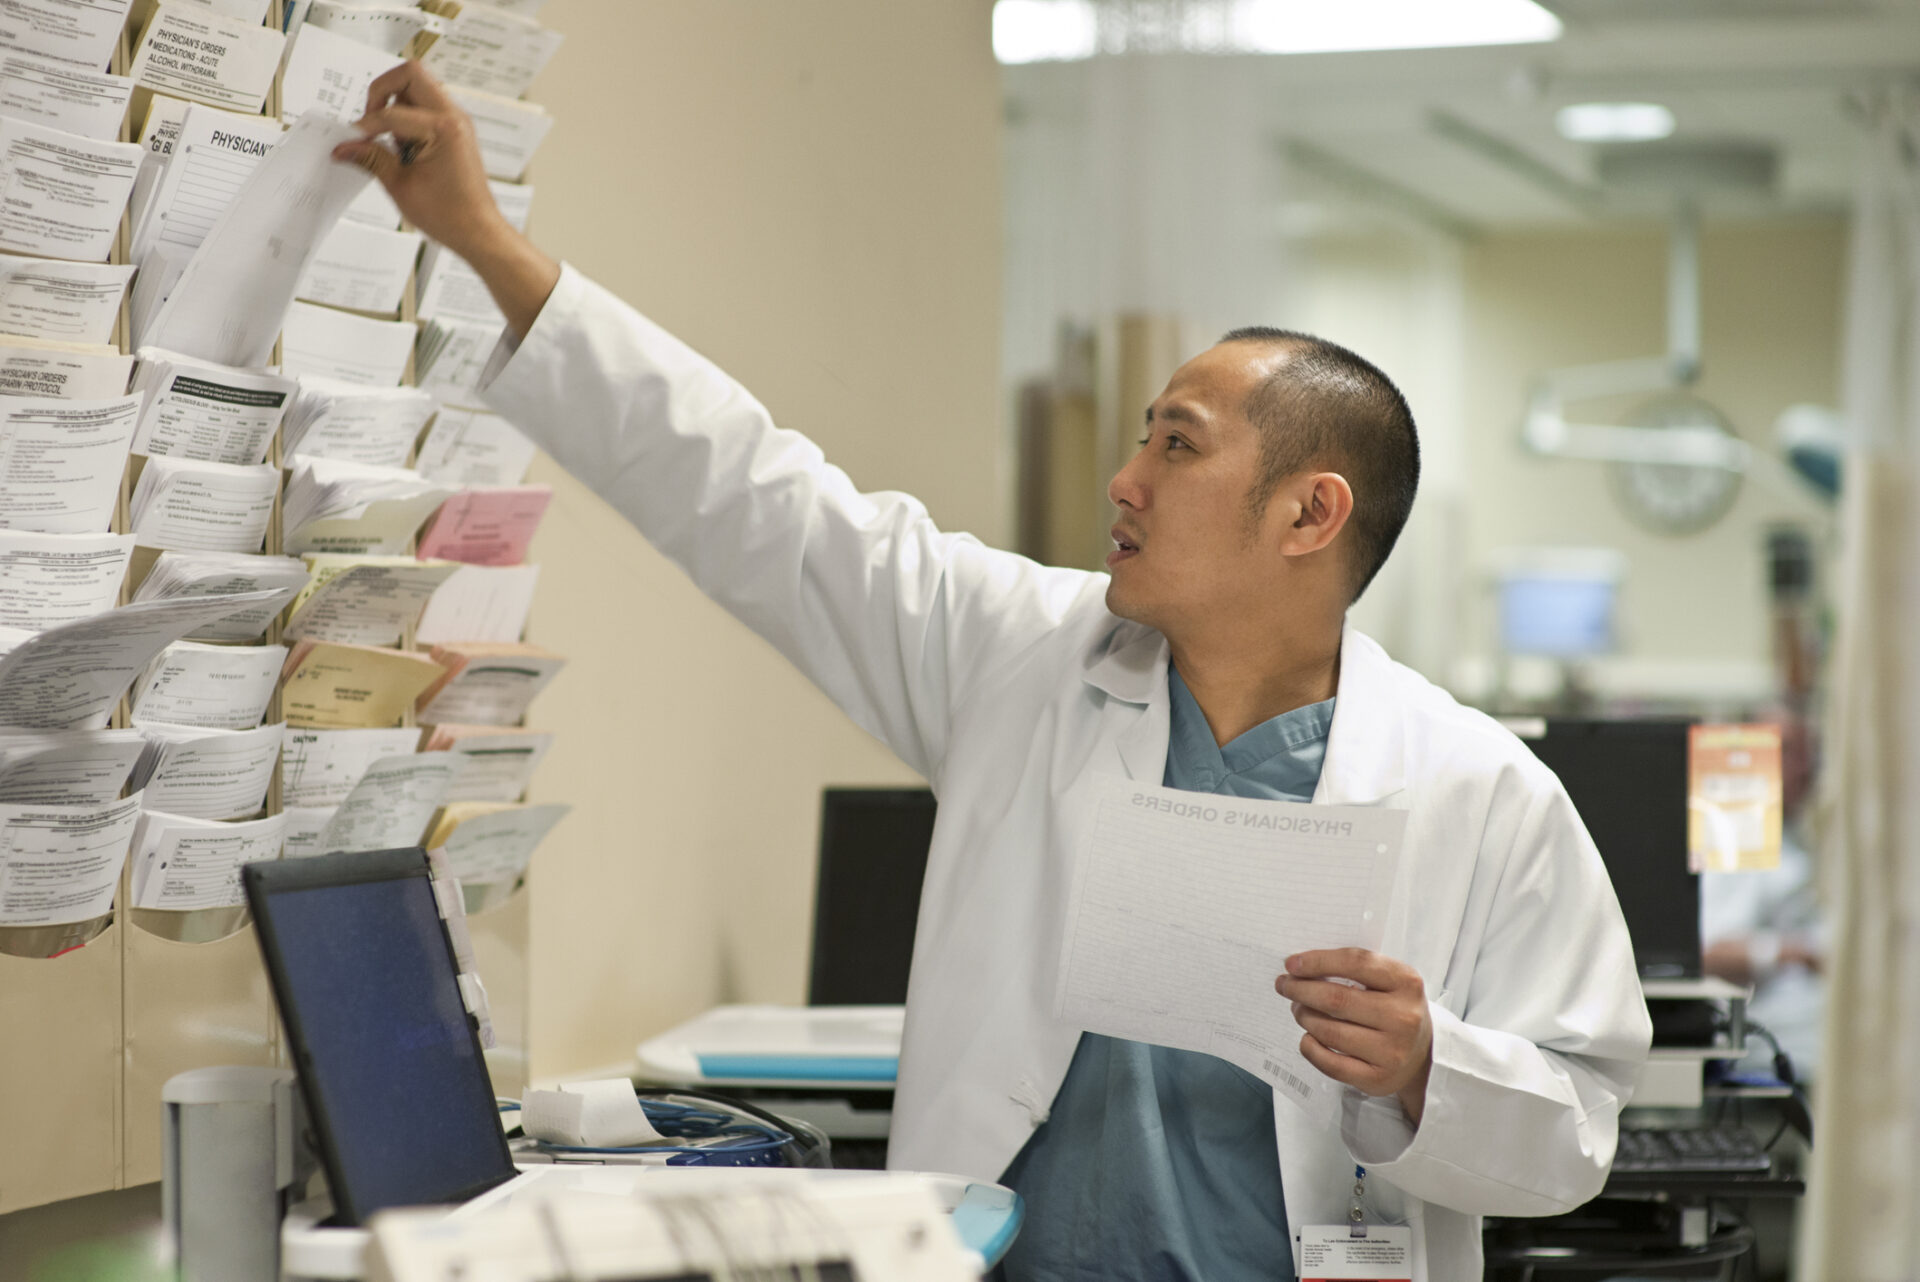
[
  {"left": 1499, "top": 574, "right": 1618, "bottom": 658},
  {"left": 261, "top": 873, "right": 513, "bottom": 1221}
]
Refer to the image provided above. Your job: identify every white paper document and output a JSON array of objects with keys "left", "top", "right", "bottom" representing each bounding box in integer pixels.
[
  {"left": 312, "top": 751, "right": 459, "bottom": 856},
  {"left": 281, "top": 456, "right": 453, "bottom": 556},
  {"left": 0, "top": 115, "right": 140, "bottom": 262},
  {"left": 130, "top": 550, "right": 309, "bottom": 641},
  {"left": 129, "top": 720, "right": 281, "bottom": 818},
  {"left": 414, "top": 563, "right": 537, "bottom": 645},
  {"left": 303, "top": 0, "right": 446, "bottom": 55},
  {"left": 146, "top": 115, "right": 372, "bottom": 368},
  {"left": 283, "top": 555, "right": 458, "bottom": 647},
  {"left": 430, "top": 726, "right": 550, "bottom": 802},
  {"left": 280, "top": 377, "right": 434, "bottom": 468},
  {"left": 1057, "top": 777, "right": 1405, "bottom": 1126},
  {"left": 0, "top": 0, "right": 136, "bottom": 72},
  {"left": 0, "top": 394, "right": 141, "bottom": 534},
  {"left": 129, "top": 103, "right": 281, "bottom": 273},
  {"left": 448, "top": 86, "right": 551, "bottom": 183},
  {"left": 129, "top": 456, "right": 277, "bottom": 553},
  {"left": 0, "top": 338, "right": 133, "bottom": 399},
  {"left": 413, "top": 407, "right": 536, "bottom": 487},
  {"left": 416, "top": 242, "right": 502, "bottom": 328},
  {"left": 0, "top": 254, "right": 135, "bottom": 344},
  {"left": 295, "top": 220, "right": 421, "bottom": 315},
  {"left": 0, "top": 793, "right": 144, "bottom": 925},
  {"left": 129, "top": 808, "right": 286, "bottom": 909},
  {"left": 279, "top": 724, "right": 417, "bottom": 808},
  {"left": 0, "top": 586, "right": 285, "bottom": 728},
  {"left": 436, "top": 800, "right": 567, "bottom": 884},
  {"left": 129, "top": 639, "right": 283, "bottom": 729},
  {"left": 421, "top": 3, "right": 561, "bottom": 99},
  {"left": 280, "top": 802, "right": 330, "bottom": 859},
  {"left": 414, "top": 316, "right": 498, "bottom": 409},
  {"left": 278, "top": 20, "right": 403, "bottom": 124},
  {"left": 129, "top": 349, "right": 294, "bottom": 465},
  {"left": 128, "top": 2, "right": 284, "bottom": 113},
  {"left": 0, "top": 727, "right": 142, "bottom": 804},
  {"left": 0, "top": 50, "right": 133, "bottom": 138},
  {"left": 0, "top": 529, "right": 131, "bottom": 630},
  {"left": 279, "top": 299, "right": 414, "bottom": 386}
]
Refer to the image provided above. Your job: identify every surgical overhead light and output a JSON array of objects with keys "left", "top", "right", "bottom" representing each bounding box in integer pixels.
[
  {"left": 1555, "top": 102, "right": 1676, "bottom": 143},
  {"left": 991, "top": 0, "right": 1563, "bottom": 65}
]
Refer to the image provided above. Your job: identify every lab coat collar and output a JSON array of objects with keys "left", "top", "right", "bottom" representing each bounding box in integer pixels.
[
  {"left": 1316, "top": 624, "right": 1408, "bottom": 807},
  {"left": 1082, "top": 618, "right": 1407, "bottom": 804}
]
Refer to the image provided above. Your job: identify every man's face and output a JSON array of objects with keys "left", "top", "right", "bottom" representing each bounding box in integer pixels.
[{"left": 1104, "top": 342, "right": 1292, "bottom": 633}]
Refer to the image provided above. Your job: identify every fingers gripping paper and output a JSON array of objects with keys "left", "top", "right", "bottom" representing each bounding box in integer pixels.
[{"left": 1057, "top": 776, "right": 1405, "bottom": 1127}]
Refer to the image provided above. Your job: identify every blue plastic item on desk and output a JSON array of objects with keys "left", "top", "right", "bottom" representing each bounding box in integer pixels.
[
  {"left": 695, "top": 1054, "right": 899, "bottom": 1083},
  {"left": 950, "top": 1183, "right": 1024, "bottom": 1267}
]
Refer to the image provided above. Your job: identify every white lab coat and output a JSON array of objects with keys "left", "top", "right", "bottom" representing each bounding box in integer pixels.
[{"left": 484, "top": 265, "right": 1653, "bottom": 1281}]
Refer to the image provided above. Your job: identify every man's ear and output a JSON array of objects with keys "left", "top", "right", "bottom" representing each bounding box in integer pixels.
[{"left": 1278, "top": 471, "right": 1354, "bottom": 558}]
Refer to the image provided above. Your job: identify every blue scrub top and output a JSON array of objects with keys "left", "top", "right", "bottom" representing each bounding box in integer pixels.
[{"left": 999, "top": 668, "right": 1335, "bottom": 1282}]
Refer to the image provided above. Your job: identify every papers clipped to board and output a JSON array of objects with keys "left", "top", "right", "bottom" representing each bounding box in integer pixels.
[
  {"left": 129, "top": 720, "right": 282, "bottom": 820},
  {"left": 129, "top": 456, "right": 278, "bottom": 553},
  {"left": 128, "top": 550, "right": 309, "bottom": 642},
  {"left": 0, "top": 588, "right": 286, "bottom": 729},
  {"left": 280, "top": 378, "right": 436, "bottom": 469},
  {"left": 280, "top": 639, "right": 445, "bottom": 729},
  {"left": 281, "top": 457, "right": 454, "bottom": 556},
  {"left": 127, "top": 2, "right": 283, "bottom": 115},
  {"left": 129, "top": 808, "right": 288, "bottom": 910},
  {"left": 417, "top": 641, "right": 564, "bottom": 727},
  {"left": 0, "top": 795, "right": 145, "bottom": 926},
  {"left": 0, "top": 728, "right": 144, "bottom": 805},
  {"left": 129, "top": 348, "right": 295, "bottom": 466},
  {"left": 424, "top": 725, "right": 552, "bottom": 803},
  {"left": 0, "top": 116, "right": 142, "bottom": 262},
  {"left": 0, "top": 395, "right": 142, "bottom": 534},
  {"left": 0, "top": 256, "right": 135, "bottom": 346},
  {"left": 0, "top": 530, "right": 134, "bottom": 630},
  {"left": 283, "top": 750, "right": 459, "bottom": 859},
  {"left": 426, "top": 799, "right": 569, "bottom": 886},
  {"left": 414, "top": 408, "right": 537, "bottom": 487},
  {"left": 0, "top": 0, "right": 136, "bottom": 71},
  {"left": 282, "top": 554, "right": 458, "bottom": 647},
  {"left": 128, "top": 639, "right": 284, "bottom": 730}
]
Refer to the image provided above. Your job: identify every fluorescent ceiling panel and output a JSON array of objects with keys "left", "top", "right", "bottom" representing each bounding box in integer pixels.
[
  {"left": 1556, "top": 102, "right": 1677, "bottom": 143},
  {"left": 994, "top": 0, "right": 1563, "bottom": 64}
]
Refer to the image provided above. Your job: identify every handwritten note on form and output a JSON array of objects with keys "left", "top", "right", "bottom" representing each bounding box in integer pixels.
[{"left": 1057, "top": 776, "right": 1405, "bottom": 1127}]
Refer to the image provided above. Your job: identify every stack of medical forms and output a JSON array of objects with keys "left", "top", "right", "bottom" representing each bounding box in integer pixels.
[{"left": 0, "top": 0, "right": 576, "bottom": 935}]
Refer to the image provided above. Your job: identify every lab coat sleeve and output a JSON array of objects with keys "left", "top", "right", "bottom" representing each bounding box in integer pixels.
[
  {"left": 480, "top": 265, "right": 1097, "bottom": 780},
  {"left": 1342, "top": 774, "right": 1654, "bottom": 1216}
]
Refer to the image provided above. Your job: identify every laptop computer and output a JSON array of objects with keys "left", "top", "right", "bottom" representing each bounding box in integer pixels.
[{"left": 244, "top": 848, "right": 522, "bottom": 1226}]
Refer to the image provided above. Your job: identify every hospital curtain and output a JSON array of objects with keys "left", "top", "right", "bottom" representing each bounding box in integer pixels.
[{"left": 1799, "top": 93, "right": 1920, "bottom": 1281}]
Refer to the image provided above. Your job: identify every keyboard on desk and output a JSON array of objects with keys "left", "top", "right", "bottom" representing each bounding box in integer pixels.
[{"left": 1613, "top": 1126, "right": 1772, "bottom": 1174}]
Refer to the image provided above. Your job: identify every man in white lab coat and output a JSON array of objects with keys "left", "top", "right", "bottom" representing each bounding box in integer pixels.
[{"left": 339, "top": 65, "right": 1652, "bottom": 1280}]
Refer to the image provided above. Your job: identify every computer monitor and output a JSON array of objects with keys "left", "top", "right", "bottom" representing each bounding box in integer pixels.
[
  {"left": 243, "top": 849, "right": 517, "bottom": 1226},
  {"left": 1516, "top": 719, "right": 1701, "bottom": 980},
  {"left": 808, "top": 788, "right": 935, "bottom": 1006}
]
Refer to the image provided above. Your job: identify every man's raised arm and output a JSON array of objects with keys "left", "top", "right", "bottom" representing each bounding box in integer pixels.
[{"left": 333, "top": 61, "right": 560, "bottom": 339}]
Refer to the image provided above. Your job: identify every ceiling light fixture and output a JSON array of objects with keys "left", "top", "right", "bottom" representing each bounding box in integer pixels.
[
  {"left": 993, "top": 0, "right": 1563, "bottom": 65},
  {"left": 1555, "top": 102, "right": 1677, "bottom": 143}
]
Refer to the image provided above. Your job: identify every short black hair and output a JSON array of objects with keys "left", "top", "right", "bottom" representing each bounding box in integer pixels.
[{"left": 1219, "top": 326, "right": 1420, "bottom": 601}]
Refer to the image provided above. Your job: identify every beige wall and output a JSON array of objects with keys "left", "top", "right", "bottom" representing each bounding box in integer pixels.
[
  {"left": 1457, "top": 218, "right": 1843, "bottom": 698},
  {"left": 519, "top": 2, "right": 1004, "bottom": 1077}
]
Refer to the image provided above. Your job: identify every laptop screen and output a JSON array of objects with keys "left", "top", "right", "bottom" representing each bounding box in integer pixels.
[{"left": 245, "top": 849, "right": 516, "bottom": 1226}]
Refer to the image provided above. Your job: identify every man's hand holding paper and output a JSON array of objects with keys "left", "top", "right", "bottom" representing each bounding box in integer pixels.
[
  {"left": 1279, "top": 946, "right": 1436, "bottom": 1125},
  {"left": 1057, "top": 775, "right": 1406, "bottom": 1128}
]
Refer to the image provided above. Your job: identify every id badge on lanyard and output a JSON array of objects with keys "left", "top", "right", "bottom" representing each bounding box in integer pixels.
[{"left": 1297, "top": 1166, "right": 1412, "bottom": 1282}]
